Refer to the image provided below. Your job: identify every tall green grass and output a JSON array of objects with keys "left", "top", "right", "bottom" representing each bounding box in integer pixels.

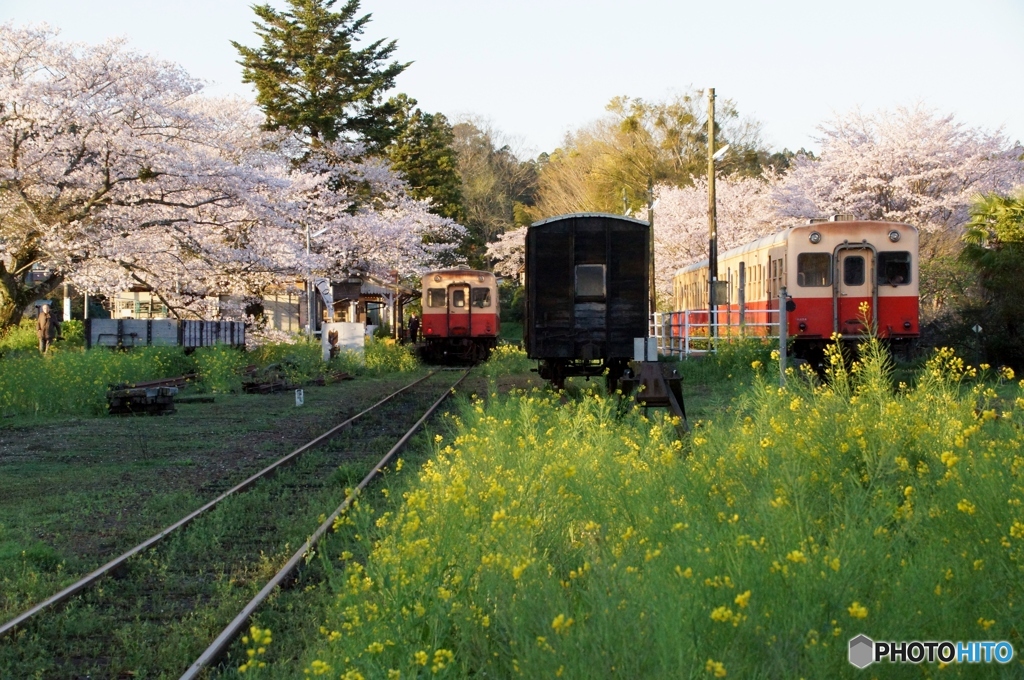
[
  {"left": 0, "top": 336, "right": 421, "bottom": 417},
  {"left": 330, "top": 339, "right": 419, "bottom": 376},
  {"left": 0, "top": 320, "right": 39, "bottom": 356},
  {"left": 294, "top": 339, "right": 1024, "bottom": 678},
  {"left": 0, "top": 347, "right": 195, "bottom": 416}
]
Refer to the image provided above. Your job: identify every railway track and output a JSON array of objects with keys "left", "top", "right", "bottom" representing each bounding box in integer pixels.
[{"left": 0, "top": 368, "right": 469, "bottom": 678}]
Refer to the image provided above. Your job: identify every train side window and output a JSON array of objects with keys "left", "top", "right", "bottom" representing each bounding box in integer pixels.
[
  {"left": 844, "top": 256, "right": 865, "bottom": 286},
  {"left": 575, "top": 264, "right": 606, "bottom": 299},
  {"left": 797, "top": 253, "right": 831, "bottom": 287},
  {"left": 427, "top": 288, "right": 446, "bottom": 307},
  {"left": 451, "top": 289, "right": 466, "bottom": 308},
  {"left": 471, "top": 287, "right": 492, "bottom": 307},
  {"left": 877, "top": 251, "right": 911, "bottom": 285}
]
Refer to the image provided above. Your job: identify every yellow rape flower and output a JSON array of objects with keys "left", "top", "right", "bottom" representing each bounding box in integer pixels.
[
  {"left": 848, "top": 602, "right": 868, "bottom": 619},
  {"left": 957, "top": 499, "right": 976, "bottom": 515},
  {"left": 734, "top": 590, "right": 751, "bottom": 608},
  {"left": 305, "top": 660, "right": 332, "bottom": 676},
  {"left": 705, "top": 658, "right": 727, "bottom": 677},
  {"left": 552, "top": 614, "right": 575, "bottom": 634},
  {"left": 786, "top": 550, "right": 807, "bottom": 564}
]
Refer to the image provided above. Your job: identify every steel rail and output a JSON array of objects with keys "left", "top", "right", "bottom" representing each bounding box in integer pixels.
[
  {"left": 180, "top": 368, "right": 471, "bottom": 679},
  {"left": 0, "top": 370, "right": 439, "bottom": 640}
]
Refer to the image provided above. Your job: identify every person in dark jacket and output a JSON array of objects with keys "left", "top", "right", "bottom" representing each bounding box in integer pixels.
[
  {"left": 408, "top": 314, "right": 420, "bottom": 343},
  {"left": 36, "top": 304, "right": 53, "bottom": 353}
]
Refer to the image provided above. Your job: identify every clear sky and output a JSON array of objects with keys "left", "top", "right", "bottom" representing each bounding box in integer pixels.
[{"left": 4, "top": 0, "right": 1023, "bottom": 157}]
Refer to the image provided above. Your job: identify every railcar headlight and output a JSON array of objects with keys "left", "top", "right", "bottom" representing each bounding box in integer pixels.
[
  {"left": 809, "top": 231, "right": 822, "bottom": 244},
  {"left": 888, "top": 230, "right": 901, "bottom": 242},
  {"left": 433, "top": 275, "right": 441, "bottom": 282}
]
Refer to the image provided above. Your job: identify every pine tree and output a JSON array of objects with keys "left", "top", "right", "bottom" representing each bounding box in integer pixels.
[
  {"left": 232, "top": 0, "right": 408, "bottom": 149},
  {"left": 386, "top": 94, "right": 465, "bottom": 222}
]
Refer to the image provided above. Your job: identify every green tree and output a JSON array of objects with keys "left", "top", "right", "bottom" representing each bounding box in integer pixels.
[
  {"left": 531, "top": 91, "right": 773, "bottom": 219},
  {"left": 959, "top": 190, "right": 1024, "bottom": 368},
  {"left": 386, "top": 94, "right": 465, "bottom": 221},
  {"left": 233, "top": 0, "right": 408, "bottom": 149},
  {"left": 452, "top": 120, "right": 538, "bottom": 268}
]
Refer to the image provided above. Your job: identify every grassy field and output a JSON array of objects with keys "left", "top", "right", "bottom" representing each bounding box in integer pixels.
[
  {"left": 274, "top": 342, "right": 1024, "bottom": 679},
  {"left": 3, "top": 339, "right": 1022, "bottom": 678},
  {"left": 0, "top": 335, "right": 417, "bottom": 418},
  {"left": 0, "top": 365, "right": 452, "bottom": 677}
]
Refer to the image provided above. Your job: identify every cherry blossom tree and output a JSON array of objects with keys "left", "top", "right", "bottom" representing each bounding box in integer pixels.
[
  {"left": 653, "top": 173, "right": 787, "bottom": 305},
  {"left": 773, "top": 106, "right": 1024, "bottom": 233},
  {"left": 486, "top": 225, "right": 527, "bottom": 277},
  {"left": 0, "top": 25, "right": 461, "bottom": 331}
]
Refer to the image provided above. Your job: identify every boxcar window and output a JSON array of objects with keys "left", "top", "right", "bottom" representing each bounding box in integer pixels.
[
  {"left": 427, "top": 288, "right": 446, "bottom": 307},
  {"left": 575, "top": 264, "right": 606, "bottom": 298},
  {"left": 797, "top": 253, "right": 831, "bottom": 287},
  {"left": 877, "top": 251, "right": 911, "bottom": 285},
  {"left": 471, "top": 287, "right": 492, "bottom": 307},
  {"left": 843, "top": 256, "right": 865, "bottom": 286},
  {"left": 451, "top": 289, "right": 466, "bottom": 308}
]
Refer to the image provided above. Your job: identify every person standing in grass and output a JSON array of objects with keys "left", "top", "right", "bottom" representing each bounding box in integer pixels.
[{"left": 36, "top": 303, "right": 54, "bottom": 353}]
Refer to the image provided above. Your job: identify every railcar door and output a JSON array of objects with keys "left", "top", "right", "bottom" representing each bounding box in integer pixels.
[
  {"left": 447, "top": 283, "right": 471, "bottom": 337},
  {"left": 835, "top": 247, "right": 876, "bottom": 337}
]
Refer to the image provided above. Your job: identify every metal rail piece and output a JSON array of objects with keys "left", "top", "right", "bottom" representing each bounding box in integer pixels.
[
  {"left": 180, "top": 368, "right": 471, "bottom": 679},
  {"left": 0, "top": 371, "right": 438, "bottom": 640}
]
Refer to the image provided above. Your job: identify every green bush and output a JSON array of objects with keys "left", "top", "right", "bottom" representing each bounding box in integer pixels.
[
  {"left": 59, "top": 319, "right": 85, "bottom": 348},
  {"left": 0, "top": 320, "right": 38, "bottom": 357},
  {"left": 0, "top": 346, "right": 196, "bottom": 417},
  {"left": 482, "top": 342, "right": 532, "bottom": 378},
  {"left": 363, "top": 339, "right": 418, "bottom": 374},
  {"left": 191, "top": 346, "right": 248, "bottom": 393},
  {"left": 672, "top": 336, "right": 777, "bottom": 385},
  {"left": 249, "top": 339, "right": 324, "bottom": 383}
]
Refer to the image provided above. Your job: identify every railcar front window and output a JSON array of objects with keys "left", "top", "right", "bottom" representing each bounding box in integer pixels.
[
  {"left": 427, "top": 288, "right": 446, "bottom": 307},
  {"left": 471, "top": 288, "right": 492, "bottom": 308},
  {"left": 877, "top": 251, "right": 911, "bottom": 285},
  {"left": 575, "top": 264, "right": 606, "bottom": 299},
  {"left": 797, "top": 253, "right": 831, "bottom": 287},
  {"left": 844, "top": 256, "right": 865, "bottom": 286},
  {"left": 451, "top": 289, "right": 466, "bottom": 308}
]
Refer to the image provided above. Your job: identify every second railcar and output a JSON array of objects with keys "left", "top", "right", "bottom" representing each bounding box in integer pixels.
[
  {"left": 672, "top": 217, "right": 919, "bottom": 360},
  {"left": 526, "top": 213, "right": 650, "bottom": 388}
]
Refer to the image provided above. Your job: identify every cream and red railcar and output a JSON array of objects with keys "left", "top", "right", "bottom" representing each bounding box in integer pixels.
[
  {"left": 672, "top": 219, "right": 919, "bottom": 359},
  {"left": 419, "top": 268, "right": 500, "bottom": 363}
]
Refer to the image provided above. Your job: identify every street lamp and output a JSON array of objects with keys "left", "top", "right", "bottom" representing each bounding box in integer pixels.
[{"left": 306, "top": 225, "right": 330, "bottom": 339}]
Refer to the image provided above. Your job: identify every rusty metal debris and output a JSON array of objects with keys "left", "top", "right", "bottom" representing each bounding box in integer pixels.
[{"left": 106, "top": 385, "right": 178, "bottom": 415}]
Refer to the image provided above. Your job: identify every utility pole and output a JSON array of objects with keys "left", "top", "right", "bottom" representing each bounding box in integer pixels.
[
  {"left": 648, "top": 177, "right": 656, "bottom": 316},
  {"left": 306, "top": 225, "right": 315, "bottom": 340},
  {"left": 707, "top": 88, "right": 718, "bottom": 340}
]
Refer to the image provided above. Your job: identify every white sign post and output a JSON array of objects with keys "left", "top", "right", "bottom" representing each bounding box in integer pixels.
[{"left": 295, "top": 389, "right": 304, "bottom": 407}]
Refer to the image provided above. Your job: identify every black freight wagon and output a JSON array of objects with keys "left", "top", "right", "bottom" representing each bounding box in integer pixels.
[{"left": 525, "top": 213, "right": 650, "bottom": 389}]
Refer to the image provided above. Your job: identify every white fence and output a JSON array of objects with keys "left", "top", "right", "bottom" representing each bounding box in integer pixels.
[{"left": 651, "top": 309, "right": 782, "bottom": 357}]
